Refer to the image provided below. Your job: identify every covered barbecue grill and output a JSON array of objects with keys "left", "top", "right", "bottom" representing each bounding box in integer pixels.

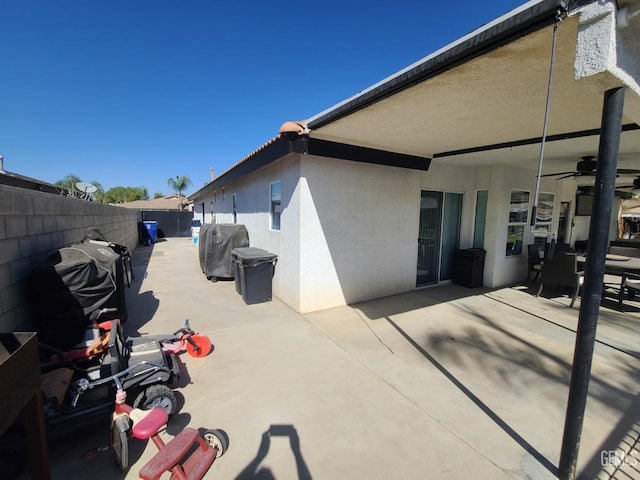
[
  {"left": 198, "top": 223, "right": 249, "bottom": 281},
  {"left": 30, "top": 229, "right": 129, "bottom": 350}
]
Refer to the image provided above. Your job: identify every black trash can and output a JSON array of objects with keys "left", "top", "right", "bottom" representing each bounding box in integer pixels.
[
  {"left": 452, "top": 248, "right": 486, "bottom": 288},
  {"left": 231, "top": 247, "right": 278, "bottom": 304},
  {"left": 232, "top": 252, "right": 242, "bottom": 295}
]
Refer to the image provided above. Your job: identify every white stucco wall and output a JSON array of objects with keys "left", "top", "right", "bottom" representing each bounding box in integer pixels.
[
  {"left": 298, "top": 156, "right": 422, "bottom": 312},
  {"left": 436, "top": 162, "right": 569, "bottom": 288},
  {"left": 574, "top": 0, "right": 640, "bottom": 99},
  {"left": 418, "top": 160, "right": 476, "bottom": 247},
  {"left": 192, "top": 153, "right": 593, "bottom": 312},
  {"left": 192, "top": 155, "right": 303, "bottom": 310},
  {"left": 194, "top": 154, "right": 426, "bottom": 312}
]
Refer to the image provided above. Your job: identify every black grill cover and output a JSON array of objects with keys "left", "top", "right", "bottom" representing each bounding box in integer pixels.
[
  {"left": 198, "top": 223, "right": 249, "bottom": 280},
  {"left": 30, "top": 240, "right": 127, "bottom": 350}
]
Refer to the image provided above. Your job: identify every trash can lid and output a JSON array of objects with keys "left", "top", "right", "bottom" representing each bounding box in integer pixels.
[{"left": 231, "top": 247, "right": 277, "bottom": 263}]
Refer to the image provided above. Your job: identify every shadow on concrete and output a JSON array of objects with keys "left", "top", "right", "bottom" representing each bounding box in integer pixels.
[
  {"left": 511, "top": 286, "right": 640, "bottom": 362},
  {"left": 506, "top": 284, "right": 640, "bottom": 363},
  {"left": 130, "top": 243, "right": 155, "bottom": 276},
  {"left": 124, "top": 291, "right": 160, "bottom": 333},
  {"left": 578, "top": 391, "right": 640, "bottom": 479},
  {"left": 523, "top": 281, "right": 640, "bottom": 333},
  {"left": 235, "top": 424, "right": 312, "bottom": 480},
  {"left": 438, "top": 301, "right": 640, "bottom": 411},
  {"left": 124, "top": 245, "right": 159, "bottom": 333},
  {"left": 600, "top": 292, "right": 640, "bottom": 316},
  {"left": 354, "top": 284, "right": 490, "bottom": 320},
  {"left": 382, "top": 315, "right": 560, "bottom": 477},
  {"left": 165, "top": 411, "right": 193, "bottom": 437},
  {"left": 47, "top": 418, "right": 149, "bottom": 480},
  {"left": 353, "top": 284, "right": 640, "bottom": 477}
]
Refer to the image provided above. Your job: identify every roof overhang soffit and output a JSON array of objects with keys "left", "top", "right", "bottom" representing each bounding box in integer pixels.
[
  {"left": 303, "top": 0, "right": 640, "bottom": 177},
  {"left": 289, "top": 135, "right": 432, "bottom": 171},
  {"left": 307, "top": 0, "right": 576, "bottom": 131},
  {"left": 189, "top": 135, "right": 431, "bottom": 200}
]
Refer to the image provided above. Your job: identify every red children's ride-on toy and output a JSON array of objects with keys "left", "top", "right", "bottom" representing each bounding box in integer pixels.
[{"left": 72, "top": 362, "right": 227, "bottom": 478}]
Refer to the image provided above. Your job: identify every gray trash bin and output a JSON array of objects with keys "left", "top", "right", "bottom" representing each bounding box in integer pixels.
[{"left": 231, "top": 247, "right": 278, "bottom": 304}]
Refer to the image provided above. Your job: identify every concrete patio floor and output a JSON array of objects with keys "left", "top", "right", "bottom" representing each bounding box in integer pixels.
[{"left": 44, "top": 238, "right": 640, "bottom": 479}]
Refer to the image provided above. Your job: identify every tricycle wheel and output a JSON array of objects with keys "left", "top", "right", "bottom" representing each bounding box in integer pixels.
[
  {"left": 112, "top": 420, "right": 129, "bottom": 470},
  {"left": 186, "top": 334, "right": 212, "bottom": 358},
  {"left": 133, "top": 385, "right": 178, "bottom": 415},
  {"left": 203, "top": 429, "right": 228, "bottom": 458}
]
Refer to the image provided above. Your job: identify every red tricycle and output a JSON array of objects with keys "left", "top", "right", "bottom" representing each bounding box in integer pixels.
[{"left": 73, "top": 361, "right": 227, "bottom": 478}]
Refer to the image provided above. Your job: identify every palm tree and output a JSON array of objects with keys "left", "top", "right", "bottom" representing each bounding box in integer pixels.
[
  {"left": 55, "top": 174, "right": 82, "bottom": 194},
  {"left": 91, "top": 181, "right": 105, "bottom": 203},
  {"left": 167, "top": 175, "right": 192, "bottom": 210},
  {"left": 167, "top": 175, "right": 192, "bottom": 236}
]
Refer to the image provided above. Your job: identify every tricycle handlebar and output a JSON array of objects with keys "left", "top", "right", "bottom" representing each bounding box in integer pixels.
[{"left": 71, "top": 361, "right": 164, "bottom": 407}]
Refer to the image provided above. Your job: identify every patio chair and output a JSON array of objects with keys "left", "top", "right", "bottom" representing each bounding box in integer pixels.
[
  {"left": 526, "top": 243, "right": 544, "bottom": 283},
  {"left": 545, "top": 242, "right": 571, "bottom": 261},
  {"left": 536, "top": 252, "right": 584, "bottom": 307},
  {"left": 618, "top": 272, "right": 640, "bottom": 309}
]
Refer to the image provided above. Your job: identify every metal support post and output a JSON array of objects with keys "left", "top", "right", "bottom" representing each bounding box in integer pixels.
[{"left": 558, "top": 86, "right": 626, "bottom": 479}]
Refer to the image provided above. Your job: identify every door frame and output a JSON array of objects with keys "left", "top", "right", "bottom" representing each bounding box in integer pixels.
[{"left": 416, "top": 190, "right": 463, "bottom": 287}]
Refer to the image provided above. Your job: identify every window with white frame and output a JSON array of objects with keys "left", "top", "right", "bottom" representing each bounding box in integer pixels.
[
  {"left": 506, "top": 190, "right": 530, "bottom": 256},
  {"left": 270, "top": 182, "right": 281, "bottom": 230},
  {"left": 533, "top": 192, "right": 555, "bottom": 233},
  {"left": 473, "top": 190, "right": 488, "bottom": 249},
  {"left": 232, "top": 193, "right": 237, "bottom": 224}
]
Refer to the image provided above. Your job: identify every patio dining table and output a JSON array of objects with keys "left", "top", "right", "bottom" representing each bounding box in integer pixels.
[{"left": 576, "top": 253, "right": 640, "bottom": 276}]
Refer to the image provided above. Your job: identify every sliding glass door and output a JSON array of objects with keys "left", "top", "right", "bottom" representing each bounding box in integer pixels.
[
  {"left": 417, "top": 191, "right": 462, "bottom": 287},
  {"left": 417, "top": 191, "right": 442, "bottom": 286}
]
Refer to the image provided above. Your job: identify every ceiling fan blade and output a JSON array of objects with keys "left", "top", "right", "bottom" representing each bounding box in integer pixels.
[
  {"left": 555, "top": 173, "right": 579, "bottom": 180},
  {"left": 540, "top": 171, "right": 576, "bottom": 178},
  {"left": 540, "top": 155, "right": 637, "bottom": 180}
]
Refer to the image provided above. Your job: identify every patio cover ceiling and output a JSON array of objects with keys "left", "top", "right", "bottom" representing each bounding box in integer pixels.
[{"left": 307, "top": 0, "right": 640, "bottom": 187}]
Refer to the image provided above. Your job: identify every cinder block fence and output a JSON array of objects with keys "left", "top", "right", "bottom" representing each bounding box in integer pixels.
[{"left": 0, "top": 184, "right": 141, "bottom": 332}]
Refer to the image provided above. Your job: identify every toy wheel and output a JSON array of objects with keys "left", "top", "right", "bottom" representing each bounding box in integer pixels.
[
  {"left": 133, "top": 385, "right": 178, "bottom": 415},
  {"left": 186, "top": 334, "right": 212, "bottom": 358},
  {"left": 203, "top": 429, "right": 228, "bottom": 458},
  {"left": 112, "top": 421, "right": 129, "bottom": 470}
]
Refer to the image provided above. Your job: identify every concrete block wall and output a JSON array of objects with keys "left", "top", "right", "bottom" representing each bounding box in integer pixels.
[{"left": 0, "top": 184, "right": 141, "bottom": 333}]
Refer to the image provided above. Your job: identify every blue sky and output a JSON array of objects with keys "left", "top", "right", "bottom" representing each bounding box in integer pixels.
[{"left": 2, "top": 0, "right": 524, "bottom": 198}]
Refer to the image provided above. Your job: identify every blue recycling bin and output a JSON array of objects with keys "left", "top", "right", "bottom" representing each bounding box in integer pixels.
[{"left": 143, "top": 221, "right": 158, "bottom": 245}]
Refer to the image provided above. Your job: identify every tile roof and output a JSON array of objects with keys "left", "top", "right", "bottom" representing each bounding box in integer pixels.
[{"left": 118, "top": 195, "right": 191, "bottom": 210}]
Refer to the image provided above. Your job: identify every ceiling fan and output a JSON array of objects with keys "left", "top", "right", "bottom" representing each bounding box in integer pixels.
[{"left": 541, "top": 155, "right": 640, "bottom": 180}]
